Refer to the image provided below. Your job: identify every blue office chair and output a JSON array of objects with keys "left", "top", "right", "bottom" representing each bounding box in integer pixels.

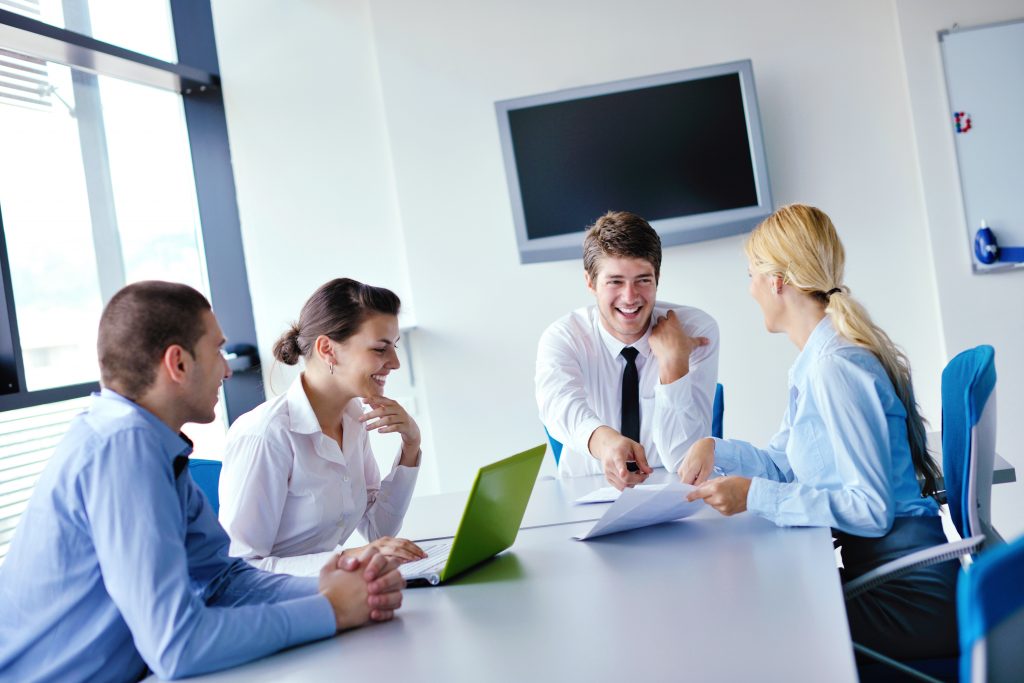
[
  {"left": 188, "top": 458, "right": 223, "bottom": 515},
  {"left": 712, "top": 382, "right": 724, "bottom": 441},
  {"left": 545, "top": 383, "right": 725, "bottom": 466},
  {"left": 958, "top": 532, "right": 1024, "bottom": 683},
  {"left": 844, "top": 346, "right": 998, "bottom": 680},
  {"left": 544, "top": 426, "right": 564, "bottom": 466},
  {"left": 940, "top": 345, "right": 1000, "bottom": 545}
]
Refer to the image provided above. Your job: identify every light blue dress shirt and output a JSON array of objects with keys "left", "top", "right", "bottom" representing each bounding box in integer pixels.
[
  {"left": 0, "top": 390, "right": 336, "bottom": 682},
  {"left": 713, "top": 317, "right": 938, "bottom": 536}
]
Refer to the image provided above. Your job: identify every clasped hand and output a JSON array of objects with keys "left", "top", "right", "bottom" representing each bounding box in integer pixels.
[{"left": 319, "top": 545, "right": 406, "bottom": 631}]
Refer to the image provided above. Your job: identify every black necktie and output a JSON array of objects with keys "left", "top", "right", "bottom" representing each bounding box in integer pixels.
[{"left": 620, "top": 346, "right": 640, "bottom": 442}]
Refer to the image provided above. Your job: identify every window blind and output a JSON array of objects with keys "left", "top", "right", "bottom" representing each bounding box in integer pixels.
[{"left": 0, "top": 396, "right": 88, "bottom": 565}]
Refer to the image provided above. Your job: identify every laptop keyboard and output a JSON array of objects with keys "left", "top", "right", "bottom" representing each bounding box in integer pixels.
[{"left": 400, "top": 539, "right": 453, "bottom": 578}]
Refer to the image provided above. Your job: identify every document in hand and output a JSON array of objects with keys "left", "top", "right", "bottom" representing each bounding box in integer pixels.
[
  {"left": 574, "top": 480, "right": 702, "bottom": 540},
  {"left": 573, "top": 483, "right": 664, "bottom": 505}
]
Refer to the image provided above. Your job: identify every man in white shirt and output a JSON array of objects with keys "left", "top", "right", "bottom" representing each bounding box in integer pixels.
[{"left": 536, "top": 211, "right": 719, "bottom": 489}]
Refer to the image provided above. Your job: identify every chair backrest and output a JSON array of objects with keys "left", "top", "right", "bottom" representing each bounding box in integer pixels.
[
  {"left": 958, "top": 533, "right": 1024, "bottom": 683},
  {"left": 712, "top": 383, "right": 724, "bottom": 439},
  {"left": 544, "top": 426, "right": 564, "bottom": 466},
  {"left": 940, "top": 346, "right": 996, "bottom": 542},
  {"left": 188, "top": 458, "right": 223, "bottom": 515},
  {"left": 544, "top": 383, "right": 725, "bottom": 466}
]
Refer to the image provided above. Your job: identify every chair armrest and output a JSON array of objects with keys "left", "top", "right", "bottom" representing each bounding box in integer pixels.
[{"left": 843, "top": 535, "right": 984, "bottom": 601}]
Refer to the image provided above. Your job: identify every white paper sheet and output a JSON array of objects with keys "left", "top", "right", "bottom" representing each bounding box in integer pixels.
[
  {"left": 573, "top": 483, "right": 665, "bottom": 505},
  {"left": 574, "top": 480, "right": 702, "bottom": 540}
]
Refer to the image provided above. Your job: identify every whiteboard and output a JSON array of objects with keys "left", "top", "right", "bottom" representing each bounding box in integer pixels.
[{"left": 940, "top": 18, "right": 1024, "bottom": 273}]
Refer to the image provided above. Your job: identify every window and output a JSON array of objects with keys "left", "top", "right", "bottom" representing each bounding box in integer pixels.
[
  {"left": 0, "top": 0, "right": 260, "bottom": 564},
  {"left": 0, "top": 58, "right": 208, "bottom": 392},
  {"left": 2, "top": 0, "right": 177, "bottom": 61}
]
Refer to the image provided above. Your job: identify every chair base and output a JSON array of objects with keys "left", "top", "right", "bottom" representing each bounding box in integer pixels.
[{"left": 855, "top": 643, "right": 956, "bottom": 683}]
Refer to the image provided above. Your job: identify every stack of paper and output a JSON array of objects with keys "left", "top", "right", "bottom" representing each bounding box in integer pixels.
[{"left": 573, "top": 480, "right": 702, "bottom": 540}]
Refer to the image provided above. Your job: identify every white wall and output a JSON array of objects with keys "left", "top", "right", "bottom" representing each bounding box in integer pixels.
[
  {"left": 210, "top": 0, "right": 440, "bottom": 491},
  {"left": 895, "top": 0, "right": 1024, "bottom": 539},
  {"left": 211, "top": 0, "right": 1020, "bottom": 537},
  {"left": 363, "top": 0, "right": 944, "bottom": 488}
]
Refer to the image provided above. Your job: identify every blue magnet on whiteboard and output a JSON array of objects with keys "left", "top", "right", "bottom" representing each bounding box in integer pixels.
[{"left": 974, "top": 220, "right": 1024, "bottom": 264}]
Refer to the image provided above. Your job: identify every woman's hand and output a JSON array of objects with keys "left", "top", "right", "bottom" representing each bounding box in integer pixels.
[
  {"left": 686, "top": 476, "right": 751, "bottom": 516},
  {"left": 359, "top": 395, "right": 421, "bottom": 466},
  {"left": 677, "top": 437, "right": 717, "bottom": 485},
  {"left": 344, "top": 537, "right": 427, "bottom": 564}
]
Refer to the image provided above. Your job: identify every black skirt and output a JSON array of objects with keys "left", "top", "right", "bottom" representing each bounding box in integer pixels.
[{"left": 834, "top": 515, "right": 959, "bottom": 660}]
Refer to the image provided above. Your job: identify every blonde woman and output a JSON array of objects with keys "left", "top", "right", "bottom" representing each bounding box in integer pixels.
[{"left": 679, "top": 204, "right": 956, "bottom": 661}]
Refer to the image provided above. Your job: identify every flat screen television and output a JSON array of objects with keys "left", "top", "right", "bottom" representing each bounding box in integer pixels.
[{"left": 495, "top": 60, "right": 772, "bottom": 264}]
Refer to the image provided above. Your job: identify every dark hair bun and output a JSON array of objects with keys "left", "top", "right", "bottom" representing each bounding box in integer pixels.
[{"left": 272, "top": 325, "right": 303, "bottom": 365}]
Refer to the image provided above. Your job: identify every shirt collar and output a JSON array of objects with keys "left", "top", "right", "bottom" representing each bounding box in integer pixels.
[
  {"left": 94, "top": 388, "right": 194, "bottom": 463},
  {"left": 596, "top": 309, "right": 653, "bottom": 361},
  {"left": 790, "top": 316, "right": 837, "bottom": 385},
  {"left": 286, "top": 374, "right": 324, "bottom": 435}
]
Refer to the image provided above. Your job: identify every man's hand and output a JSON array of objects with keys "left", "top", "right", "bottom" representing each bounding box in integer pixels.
[
  {"left": 320, "top": 547, "right": 405, "bottom": 630},
  {"left": 343, "top": 537, "right": 426, "bottom": 564},
  {"left": 355, "top": 545, "right": 406, "bottom": 622},
  {"left": 686, "top": 476, "right": 751, "bottom": 516},
  {"left": 588, "top": 426, "right": 652, "bottom": 490},
  {"left": 319, "top": 554, "right": 372, "bottom": 631},
  {"left": 677, "top": 437, "right": 717, "bottom": 485},
  {"left": 649, "top": 310, "right": 710, "bottom": 384}
]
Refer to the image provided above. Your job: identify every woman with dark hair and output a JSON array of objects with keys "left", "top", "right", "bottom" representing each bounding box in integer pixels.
[
  {"left": 680, "top": 204, "right": 956, "bottom": 661},
  {"left": 219, "top": 278, "right": 426, "bottom": 575}
]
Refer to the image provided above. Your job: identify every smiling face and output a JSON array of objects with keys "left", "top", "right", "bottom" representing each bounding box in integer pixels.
[
  {"left": 330, "top": 313, "right": 401, "bottom": 399},
  {"left": 182, "top": 310, "right": 232, "bottom": 424},
  {"left": 586, "top": 256, "right": 658, "bottom": 344}
]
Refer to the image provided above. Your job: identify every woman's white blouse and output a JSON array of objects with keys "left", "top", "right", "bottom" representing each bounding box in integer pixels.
[
  {"left": 713, "top": 317, "right": 938, "bottom": 537},
  {"left": 218, "top": 376, "right": 418, "bottom": 575}
]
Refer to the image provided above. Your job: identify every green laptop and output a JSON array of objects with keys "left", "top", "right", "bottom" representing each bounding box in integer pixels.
[{"left": 399, "top": 444, "right": 545, "bottom": 586}]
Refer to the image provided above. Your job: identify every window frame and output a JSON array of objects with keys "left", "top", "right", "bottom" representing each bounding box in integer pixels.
[{"left": 0, "top": 0, "right": 263, "bottom": 422}]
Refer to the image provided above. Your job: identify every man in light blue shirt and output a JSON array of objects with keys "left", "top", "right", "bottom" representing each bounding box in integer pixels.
[{"left": 0, "top": 281, "right": 405, "bottom": 682}]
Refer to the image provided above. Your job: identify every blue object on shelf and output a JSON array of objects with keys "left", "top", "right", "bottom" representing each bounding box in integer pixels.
[{"left": 974, "top": 222, "right": 1024, "bottom": 265}]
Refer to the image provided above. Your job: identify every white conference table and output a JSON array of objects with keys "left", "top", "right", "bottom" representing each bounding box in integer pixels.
[{"left": 167, "top": 470, "right": 857, "bottom": 682}]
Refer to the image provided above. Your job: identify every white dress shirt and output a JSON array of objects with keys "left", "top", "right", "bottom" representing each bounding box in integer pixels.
[
  {"left": 219, "top": 376, "right": 419, "bottom": 575},
  {"left": 713, "top": 317, "right": 938, "bottom": 536},
  {"left": 536, "top": 301, "right": 719, "bottom": 477}
]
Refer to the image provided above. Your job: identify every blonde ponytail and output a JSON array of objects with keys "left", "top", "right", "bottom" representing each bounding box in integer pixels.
[{"left": 746, "top": 204, "right": 940, "bottom": 496}]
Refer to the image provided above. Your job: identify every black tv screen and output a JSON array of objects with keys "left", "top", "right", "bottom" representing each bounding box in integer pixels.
[{"left": 496, "top": 61, "right": 772, "bottom": 263}]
